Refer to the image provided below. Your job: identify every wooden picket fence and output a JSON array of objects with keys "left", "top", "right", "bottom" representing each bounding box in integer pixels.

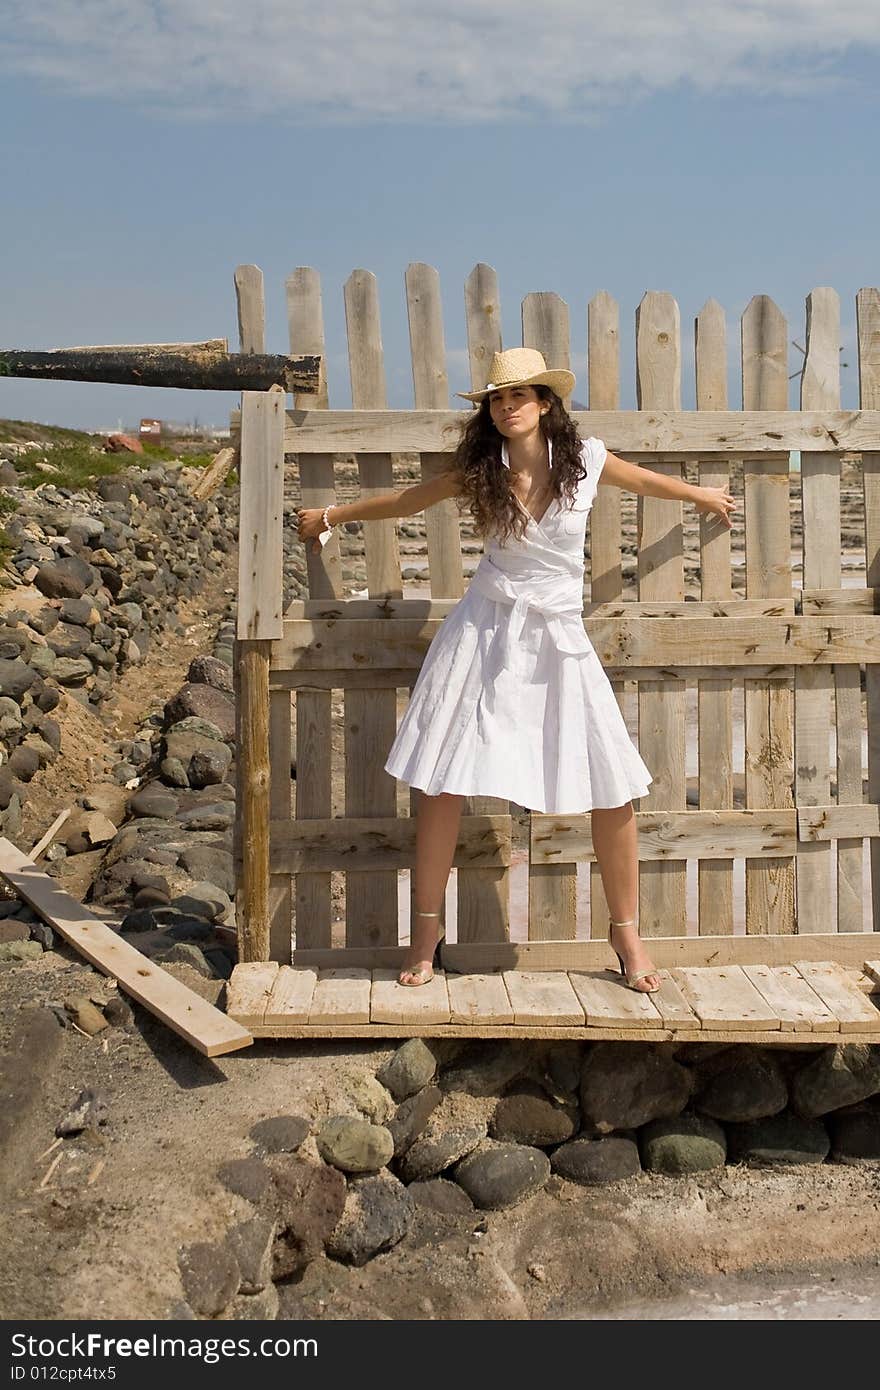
[{"left": 230, "top": 263, "right": 880, "bottom": 974}]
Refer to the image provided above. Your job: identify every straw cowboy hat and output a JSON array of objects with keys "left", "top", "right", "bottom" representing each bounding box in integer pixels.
[{"left": 457, "top": 347, "right": 576, "bottom": 403}]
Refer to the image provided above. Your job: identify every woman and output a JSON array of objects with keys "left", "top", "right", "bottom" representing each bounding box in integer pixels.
[{"left": 297, "top": 349, "right": 735, "bottom": 990}]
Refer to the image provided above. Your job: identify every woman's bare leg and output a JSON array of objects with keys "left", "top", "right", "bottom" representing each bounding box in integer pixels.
[
  {"left": 399, "top": 790, "right": 465, "bottom": 983},
  {"left": 590, "top": 802, "right": 660, "bottom": 991}
]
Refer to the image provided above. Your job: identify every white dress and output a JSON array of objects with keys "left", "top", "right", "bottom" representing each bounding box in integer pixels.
[{"left": 383, "top": 435, "right": 654, "bottom": 813}]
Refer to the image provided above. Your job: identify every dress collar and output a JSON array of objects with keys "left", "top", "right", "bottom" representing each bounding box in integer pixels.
[{"left": 500, "top": 435, "right": 553, "bottom": 472}]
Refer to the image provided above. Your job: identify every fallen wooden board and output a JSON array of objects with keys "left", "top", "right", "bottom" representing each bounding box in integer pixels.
[{"left": 0, "top": 838, "right": 252, "bottom": 1057}]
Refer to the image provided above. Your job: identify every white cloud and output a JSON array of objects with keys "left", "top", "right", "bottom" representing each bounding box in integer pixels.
[{"left": 0, "top": 1, "right": 876, "bottom": 122}]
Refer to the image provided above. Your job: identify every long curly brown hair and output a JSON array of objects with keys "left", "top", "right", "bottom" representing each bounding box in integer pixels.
[{"left": 450, "top": 386, "right": 588, "bottom": 544}]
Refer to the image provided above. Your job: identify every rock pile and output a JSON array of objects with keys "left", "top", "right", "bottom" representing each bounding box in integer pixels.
[
  {"left": 0, "top": 461, "right": 239, "bottom": 840},
  {"left": 169, "top": 1036, "right": 880, "bottom": 1319}
]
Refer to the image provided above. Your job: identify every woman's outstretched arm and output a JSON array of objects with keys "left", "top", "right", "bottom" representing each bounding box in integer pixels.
[
  {"left": 296, "top": 469, "right": 463, "bottom": 552},
  {"left": 600, "top": 449, "right": 736, "bottom": 529}
]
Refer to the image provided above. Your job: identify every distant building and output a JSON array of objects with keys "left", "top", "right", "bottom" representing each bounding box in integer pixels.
[{"left": 140, "top": 418, "right": 162, "bottom": 444}]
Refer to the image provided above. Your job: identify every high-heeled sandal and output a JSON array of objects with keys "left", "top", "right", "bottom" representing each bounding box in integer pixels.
[
  {"left": 398, "top": 911, "right": 446, "bottom": 987},
  {"left": 609, "top": 917, "right": 661, "bottom": 994}
]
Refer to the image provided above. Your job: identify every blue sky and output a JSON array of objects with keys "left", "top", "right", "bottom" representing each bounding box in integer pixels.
[{"left": 0, "top": 1, "right": 877, "bottom": 432}]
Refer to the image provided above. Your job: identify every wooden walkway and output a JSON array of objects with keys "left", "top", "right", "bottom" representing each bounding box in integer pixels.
[{"left": 226, "top": 959, "right": 880, "bottom": 1042}]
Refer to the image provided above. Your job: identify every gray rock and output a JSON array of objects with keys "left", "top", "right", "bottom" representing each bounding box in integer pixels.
[
  {"left": 177, "top": 1242, "right": 241, "bottom": 1318},
  {"left": 346, "top": 1073, "right": 394, "bottom": 1124},
  {"left": 0, "top": 940, "right": 43, "bottom": 962},
  {"left": 164, "top": 730, "right": 229, "bottom": 769},
  {"left": 249, "top": 1115, "right": 310, "bottom": 1153},
  {"left": 0, "top": 658, "right": 37, "bottom": 702},
  {"left": 187, "top": 654, "right": 234, "bottom": 692},
  {"left": 440, "top": 1041, "right": 532, "bottom": 1097},
  {"left": 27, "top": 647, "right": 56, "bottom": 678},
  {"left": 398, "top": 1122, "right": 487, "bottom": 1182},
  {"left": 47, "top": 621, "right": 91, "bottom": 658},
  {"left": 178, "top": 846, "right": 235, "bottom": 897},
  {"left": 0, "top": 696, "right": 23, "bottom": 736},
  {"left": 176, "top": 802, "right": 236, "bottom": 830},
  {"left": 7, "top": 745, "right": 40, "bottom": 782},
  {"left": 316, "top": 1116, "right": 394, "bottom": 1173},
  {"left": 454, "top": 1142, "right": 550, "bottom": 1210},
  {"left": 224, "top": 1215, "right": 277, "bottom": 1293},
  {"left": 696, "top": 1052, "right": 788, "bottom": 1123},
  {"left": 188, "top": 748, "right": 231, "bottom": 787},
  {"left": 60, "top": 597, "right": 98, "bottom": 626},
  {"left": 0, "top": 918, "right": 29, "bottom": 942},
  {"left": 580, "top": 1043, "right": 692, "bottom": 1133},
  {"left": 217, "top": 1157, "right": 275, "bottom": 1205},
  {"left": 377, "top": 1038, "right": 437, "bottom": 1100},
  {"left": 726, "top": 1110, "right": 830, "bottom": 1165},
  {"left": 829, "top": 1110, "right": 880, "bottom": 1164},
  {"left": 326, "top": 1172, "right": 414, "bottom": 1266},
  {"left": 171, "top": 881, "right": 231, "bottom": 923},
  {"left": 164, "top": 684, "right": 235, "bottom": 738},
  {"left": 160, "top": 756, "right": 190, "bottom": 788},
  {"left": 157, "top": 943, "right": 216, "bottom": 977},
  {"left": 490, "top": 1087, "right": 578, "bottom": 1147},
  {"left": 388, "top": 1085, "right": 442, "bottom": 1158},
  {"left": 640, "top": 1114, "right": 727, "bottom": 1174},
  {"left": 551, "top": 1135, "right": 642, "bottom": 1185},
  {"left": 56, "top": 1088, "right": 110, "bottom": 1137},
  {"left": 34, "top": 556, "right": 96, "bottom": 599},
  {"left": 52, "top": 656, "right": 94, "bottom": 685},
  {"left": 128, "top": 789, "right": 179, "bottom": 819},
  {"left": 218, "top": 1283, "right": 279, "bottom": 1321},
  {"left": 791, "top": 1044, "right": 880, "bottom": 1118},
  {"left": 271, "top": 1155, "right": 348, "bottom": 1279},
  {"left": 408, "top": 1177, "right": 475, "bottom": 1215}
]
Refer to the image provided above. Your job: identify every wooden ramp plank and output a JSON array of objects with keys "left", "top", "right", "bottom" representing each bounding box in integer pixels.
[
  {"left": 793, "top": 961, "right": 880, "bottom": 1033},
  {"left": 0, "top": 839, "right": 252, "bottom": 1057},
  {"left": 447, "top": 973, "right": 514, "bottom": 1025},
  {"left": 503, "top": 971, "right": 585, "bottom": 1027},
  {"left": 226, "top": 962, "right": 280, "bottom": 1028},
  {"left": 673, "top": 965, "right": 781, "bottom": 1031},
  {"left": 741, "top": 963, "right": 838, "bottom": 1033},
  {"left": 309, "top": 967, "right": 371, "bottom": 1025},
  {"left": 647, "top": 972, "right": 701, "bottom": 1027},
  {"left": 568, "top": 970, "right": 663, "bottom": 1028},
  {"left": 263, "top": 966, "right": 317, "bottom": 1025},
  {"left": 371, "top": 969, "right": 451, "bottom": 1025}
]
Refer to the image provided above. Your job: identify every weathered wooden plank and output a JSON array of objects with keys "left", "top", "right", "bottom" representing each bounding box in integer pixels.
[
  {"left": 797, "top": 288, "right": 840, "bottom": 933},
  {"left": 798, "top": 805, "right": 880, "bottom": 840},
  {"left": 309, "top": 968, "right": 372, "bottom": 1025},
  {"left": 863, "top": 960, "right": 880, "bottom": 989},
  {"left": 370, "top": 968, "right": 451, "bottom": 1025},
  {"left": 650, "top": 972, "right": 702, "bottom": 1027},
  {"left": 742, "top": 295, "right": 795, "bottom": 937},
  {"left": 237, "top": 640, "right": 272, "bottom": 962},
  {"left": 286, "top": 270, "right": 336, "bottom": 951},
  {"left": 292, "top": 932, "right": 880, "bottom": 973},
  {"left": 286, "top": 597, "right": 796, "bottom": 621},
  {"left": 284, "top": 409, "right": 880, "bottom": 455},
  {"left": 0, "top": 344, "right": 319, "bottom": 392},
  {"left": 341, "top": 273, "right": 400, "bottom": 947},
  {"left": 502, "top": 971, "right": 585, "bottom": 1026},
  {"left": 856, "top": 289, "right": 880, "bottom": 931},
  {"left": 635, "top": 291, "right": 687, "bottom": 939},
  {"left": 236, "top": 387, "right": 285, "bottom": 641},
  {"left": 0, "top": 840, "right": 253, "bottom": 1056},
  {"left": 567, "top": 970, "right": 663, "bottom": 1027},
  {"left": 696, "top": 298, "right": 735, "bottom": 936},
  {"left": 531, "top": 808, "right": 797, "bottom": 863},
  {"left": 673, "top": 965, "right": 781, "bottom": 1029},
  {"left": 741, "top": 963, "right": 838, "bottom": 1032},
  {"left": 446, "top": 972, "right": 515, "bottom": 1025},
  {"left": 268, "top": 687, "right": 293, "bottom": 962},
  {"left": 271, "top": 813, "right": 511, "bottom": 873},
  {"left": 792, "top": 960, "right": 880, "bottom": 1033},
  {"left": 271, "top": 664, "right": 809, "bottom": 689},
  {"left": 225, "top": 962, "right": 280, "bottom": 1028},
  {"left": 273, "top": 616, "right": 880, "bottom": 670},
  {"left": 262, "top": 965, "right": 317, "bottom": 1025},
  {"left": 241, "top": 1019, "right": 880, "bottom": 1042}
]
